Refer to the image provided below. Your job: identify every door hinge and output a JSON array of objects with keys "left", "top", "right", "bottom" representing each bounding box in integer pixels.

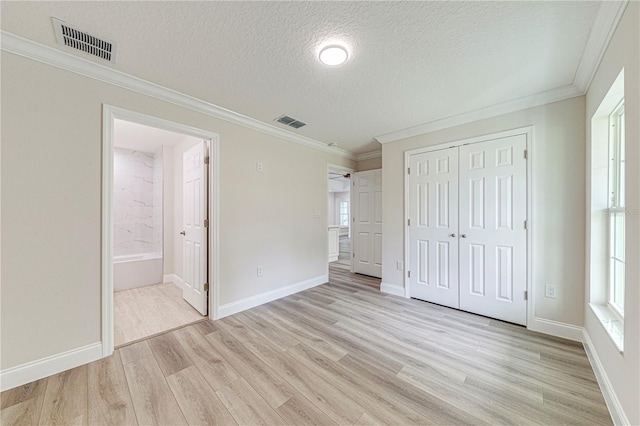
[
  {"left": 408, "top": 271, "right": 411, "bottom": 278},
  {"left": 353, "top": 217, "right": 355, "bottom": 223},
  {"left": 204, "top": 219, "right": 209, "bottom": 228},
  {"left": 204, "top": 283, "right": 209, "bottom": 292},
  {"left": 407, "top": 167, "right": 411, "bottom": 175},
  {"left": 408, "top": 219, "right": 411, "bottom": 226},
  {"left": 204, "top": 156, "right": 210, "bottom": 165},
  {"left": 352, "top": 252, "right": 355, "bottom": 258},
  {"left": 524, "top": 220, "right": 527, "bottom": 230},
  {"left": 524, "top": 150, "right": 528, "bottom": 160},
  {"left": 524, "top": 290, "right": 528, "bottom": 300}
]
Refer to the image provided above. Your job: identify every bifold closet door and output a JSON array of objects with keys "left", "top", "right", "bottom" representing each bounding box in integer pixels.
[
  {"left": 408, "top": 147, "right": 459, "bottom": 308},
  {"left": 458, "top": 135, "right": 527, "bottom": 325}
]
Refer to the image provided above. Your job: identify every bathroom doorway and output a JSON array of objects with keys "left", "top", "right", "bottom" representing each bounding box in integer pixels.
[
  {"left": 102, "top": 106, "right": 220, "bottom": 354},
  {"left": 328, "top": 165, "right": 353, "bottom": 270}
]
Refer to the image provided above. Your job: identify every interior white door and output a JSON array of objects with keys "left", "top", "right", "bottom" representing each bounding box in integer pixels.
[
  {"left": 458, "top": 135, "right": 527, "bottom": 325},
  {"left": 182, "top": 141, "right": 208, "bottom": 315},
  {"left": 352, "top": 169, "right": 382, "bottom": 278},
  {"left": 408, "top": 148, "right": 460, "bottom": 308}
]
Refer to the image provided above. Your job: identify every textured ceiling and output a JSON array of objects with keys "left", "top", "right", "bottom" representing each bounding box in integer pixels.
[{"left": 1, "top": 1, "right": 601, "bottom": 154}]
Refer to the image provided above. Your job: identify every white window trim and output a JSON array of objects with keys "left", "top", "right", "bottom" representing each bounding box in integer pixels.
[{"left": 606, "top": 101, "right": 625, "bottom": 320}]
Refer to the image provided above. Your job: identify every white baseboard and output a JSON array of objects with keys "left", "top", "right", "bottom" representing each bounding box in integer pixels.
[
  {"left": 217, "top": 275, "right": 328, "bottom": 319},
  {"left": 582, "top": 330, "right": 629, "bottom": 426},
  {"left": 380, "top": 281, "right": 406, "bottom": 297},
  {"left": 164, "top": 274, "right": 183, "bottom": 289},
  {"left": 528, "top": 317, "right": 583, "bottom": 342},
  {"left": 0, "top": 342, "right": 103, "bottom": 392}
]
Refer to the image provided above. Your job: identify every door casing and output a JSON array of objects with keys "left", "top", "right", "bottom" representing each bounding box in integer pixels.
[
  {"left": 102, "top": 105, "right": 220, "bottom": 358},
  {"left": 404, "top": 126, "right": 533, "bottom": 327}
]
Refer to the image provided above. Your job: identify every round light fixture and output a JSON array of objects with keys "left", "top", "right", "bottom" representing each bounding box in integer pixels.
[{"left": 319, "top": 45, "right": 349, "bottom": 66}]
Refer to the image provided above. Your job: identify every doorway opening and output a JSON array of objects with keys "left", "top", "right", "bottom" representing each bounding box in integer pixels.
[
  {"left": 102, "top": 105, "right": 219, "bottom": 356},
  {"left": 328, "top": 165, "right": 353, "bottom": 271}
]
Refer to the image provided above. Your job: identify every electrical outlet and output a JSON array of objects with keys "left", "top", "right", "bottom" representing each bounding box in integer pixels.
[
  {"left": 545, "top": 285, "right": 557, "bottom": 298},
  {"left": 257, "top": 265, "right": 263, "bottom": 277},
  {"left": 397, "top": 261, "right": 404, "bottom": 270},
  {"left": 256, "top": 162, "right": 263, "bottom": 173}
]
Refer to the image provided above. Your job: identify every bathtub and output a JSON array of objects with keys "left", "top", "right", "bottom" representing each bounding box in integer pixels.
[{"left": 113, "top": 252, "right": 163, "bottom": 291}]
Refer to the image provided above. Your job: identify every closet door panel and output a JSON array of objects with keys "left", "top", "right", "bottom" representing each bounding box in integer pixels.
[
  {"left": 408, "top": 148, "right": 459, "bottom": 308},
  {"left": 459, "top": 135, "right": 527, "bottom": 325}
]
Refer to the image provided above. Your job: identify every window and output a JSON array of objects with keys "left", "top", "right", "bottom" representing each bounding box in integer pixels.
[
  {"left": 608, "top": 101, "right": 625, "bottom": 317},
  {"left": 339, "top": 201, "right": 349, "bottom": 226},
  {"left": 589, "top": 69, "right": 624, "bottom": 351}
]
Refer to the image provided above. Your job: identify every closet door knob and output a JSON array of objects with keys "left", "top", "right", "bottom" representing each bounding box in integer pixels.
[
  {"left": 180, "top": 230, "right": 186, "bottom": 236},
  {"left": 450, "top": 233, "right": 456, "bottom": 237},
  {"left": 461, "top": 234, "right": 467, "bottom": 238}
]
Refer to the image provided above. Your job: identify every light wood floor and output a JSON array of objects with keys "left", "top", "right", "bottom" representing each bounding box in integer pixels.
[
  {"left": 1, "top": 265, "right": 611, "bottom": 425},
  {"left": 335, "top": 235, "right": 351, "bottom": 267},
  {"left": 115, "top": 282, "right": 205, "bottom": 347}
]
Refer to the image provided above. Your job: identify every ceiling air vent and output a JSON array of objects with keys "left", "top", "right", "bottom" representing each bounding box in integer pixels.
[
  {"left": 275, "top": 115, "right": 306, "bottom": 129},
  {"left": 52, "top": 18, "right": 117, "bottom": 63}
]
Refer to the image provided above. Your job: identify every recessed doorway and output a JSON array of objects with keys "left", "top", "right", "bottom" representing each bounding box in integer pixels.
[
  {"left": 102, "top": 105, "right": 220, "bottom": 356},
  {"left": 328, "top": 165, "right": 353, "bottom": 271}
]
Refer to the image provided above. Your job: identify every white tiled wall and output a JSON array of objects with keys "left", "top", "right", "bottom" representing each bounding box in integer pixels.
[{"left": 113, "top": 148, "right": 163, "bottom": 256}]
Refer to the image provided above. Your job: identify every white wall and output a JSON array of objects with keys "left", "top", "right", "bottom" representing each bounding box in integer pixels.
[
  {"left": 357, "top": 156, "right": 382, "bottom": 171},
  {"left": 585, "top": 2, "right": 639, "bottom": 424},
  {"left": 328, "top": 192, "right": 336, "bottom": 226},
  {"left": 162, "top": 145, "right": 175, "bottom": 274},
  {"left": 382, "top": 96, "right": 587, "bottom": 329},
  {"left": 0, "top": 51, "right": 355, "bottom": 371}
]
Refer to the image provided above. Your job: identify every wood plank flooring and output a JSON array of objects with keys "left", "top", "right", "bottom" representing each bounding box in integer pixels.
[
  {"left": 1, "top": 265, "right": 612, "bottom": 425},
  {"left": 114, "top": 282, "right": 205, "bottom": 347},
  {"left": 334, "top": 235, "right": 351, "bottom": 268}
]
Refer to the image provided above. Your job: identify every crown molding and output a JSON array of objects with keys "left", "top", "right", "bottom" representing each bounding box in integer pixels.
[
  {"left": 375, "top": 84, "right": 583, "bottom": 144},
  {"left": 573, "top": 0, "right": 629, "bottom": 93},
  {"left": 0, "top": 31, "right": 356, "bottom": 161},
  {"left": 375, "top": 2, "right": 628, "bottom": 145},
  {"left": 356, "top": 150, "right": 382, "bottom": 161}
]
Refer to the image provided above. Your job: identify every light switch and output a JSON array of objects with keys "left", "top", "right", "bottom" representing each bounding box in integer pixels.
[{"left": 256, "top": 162, "right": 263, "bottom": 173}]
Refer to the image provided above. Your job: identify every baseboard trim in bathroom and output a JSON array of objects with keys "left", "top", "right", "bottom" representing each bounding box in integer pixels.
[{"left": 164, "top": 273, "right": 184, "bottom": 289}]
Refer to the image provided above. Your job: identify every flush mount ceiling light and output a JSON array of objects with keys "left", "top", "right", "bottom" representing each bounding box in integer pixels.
[{"left": 319, "top": 44, "right": 349, "bottom": 66}]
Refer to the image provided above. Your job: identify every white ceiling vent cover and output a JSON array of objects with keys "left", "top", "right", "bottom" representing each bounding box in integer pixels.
[
  {"left": 52, "top": 18, "right": 117, "bottom": 63},
  {"left": 275, "top": 115, "right": 306, "bottom": 129}
]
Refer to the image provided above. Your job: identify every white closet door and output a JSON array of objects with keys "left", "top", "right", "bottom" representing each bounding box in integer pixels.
[
  {"left": 408, "top": 148, "right": 459, "bottom": 308},
  {"left": 352, "top": 169, "right": 382, "bottom": 278},
  {"left": 458, "top": 135, "right": 527, "bottom": 325}
]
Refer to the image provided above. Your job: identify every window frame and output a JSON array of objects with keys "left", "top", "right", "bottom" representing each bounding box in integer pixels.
[
  {"left": 339, "top": 200, "right": 349, "bottom": 227},
  {"left": 607, "top": 100, "right": 625, "bottom": 319}
]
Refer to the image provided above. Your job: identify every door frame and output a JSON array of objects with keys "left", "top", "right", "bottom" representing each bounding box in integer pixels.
[
  {"left": 327, "top": 164, "right": 354, "bottom": 271},
  {"left": 403, "top": 126, "right": 534, "bottom": 327},
  {"left": 102, "top": 105, "right": 220, "bottom": 357}
]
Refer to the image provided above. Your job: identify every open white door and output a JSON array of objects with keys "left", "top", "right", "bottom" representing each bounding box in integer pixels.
[
  {"left": 458, "top": 135, "right": 527, "bottom": 325},
  {"left": 408, "top": 147, "right": 460, "bottom": 308},
  {"left": 182, "top": 141, "right": 208, "bottom": 315},
  {"left": 352, "top": 169, "right": 382, "bottom": 278}
]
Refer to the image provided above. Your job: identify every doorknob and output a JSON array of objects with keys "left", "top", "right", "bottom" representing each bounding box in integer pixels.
[
  {"left": 180, "top": 230, "right": 186, "bottom": 236},
  {"left": 450, "top": 233, "right": 456, "bottom": 237},
  {"left": 461, "top": 234, "right": 467, "bottom": 238}
]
